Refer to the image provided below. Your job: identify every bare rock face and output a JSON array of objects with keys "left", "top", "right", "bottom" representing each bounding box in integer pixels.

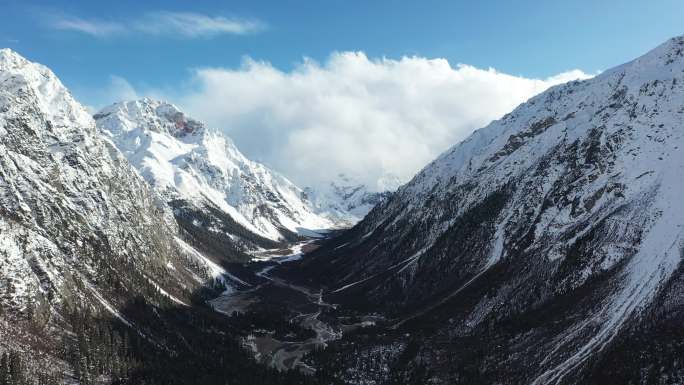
[{"left": 295, "top": 37, "right": 684, "bottom": 384}]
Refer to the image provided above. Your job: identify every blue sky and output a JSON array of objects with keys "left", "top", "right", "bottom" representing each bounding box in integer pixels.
[
  {"left": 3, "top": 0, "right": 684, "bottom": 102},
  {"left": 2, "top": 0, "right": 684, "bottom": 188}
]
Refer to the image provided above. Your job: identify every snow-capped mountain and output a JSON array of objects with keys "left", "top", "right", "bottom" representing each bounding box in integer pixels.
[
  {"left": 0, "top": 49, "right": 227, "bottom": 373},
  {"left": 94, "top": 99, "right": 336, "bottom": 255},
  {"left": 304, "top": 173, "right": 398, "bottom": 225},
  {"left": 292, "top": 36, "right": 684, "bottom": 384}
]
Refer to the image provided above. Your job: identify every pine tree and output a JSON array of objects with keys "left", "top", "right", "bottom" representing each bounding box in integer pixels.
[
  {"left": 25, "top": 297, "right": 34, "bottom": 322},
  {"left": 0, "top": 352, "right": 9, "bottom": 385},
  {"left": 7, "top": 351, "right": 24, "bottom": 385}
]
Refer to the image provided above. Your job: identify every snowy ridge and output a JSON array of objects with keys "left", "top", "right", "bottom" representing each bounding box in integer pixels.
[
  {"left": 95, "top": 99, "right": 336, "bottom": 243},
  {"left": 379, "top": 36, "right": 684, "bottom": 292}
]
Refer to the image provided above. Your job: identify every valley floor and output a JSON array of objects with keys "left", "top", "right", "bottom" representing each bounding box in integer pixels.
[{"left": 210, "top": 239, "right": 380, "bottom": 374}]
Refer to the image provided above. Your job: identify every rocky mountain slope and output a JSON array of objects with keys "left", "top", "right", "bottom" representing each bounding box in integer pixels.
[
  {"left": 0, "top": 48, "right": 203, "bottom": 377},
  {"left": 94, "top": 100, "right": 336, "bottom": 259},
  {"left": 290, "top": 36, "right": 684, "bottom": 384}
]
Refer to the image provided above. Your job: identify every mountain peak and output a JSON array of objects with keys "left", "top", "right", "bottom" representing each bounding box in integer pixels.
[
  {"left": 0, "top": 48, "right": 92, "bottom": 131},
  {"left": 96, "top": 98, "right": 204, "bottom": 138},
  {"left": 0, "top": 48, "right": 28, "bottom": 66},
  {"left": 597, "top": 35, "right": 684, "bottom": 83},
  {"left": 650, "top": 35, "right": 684, "bottom": 61}
]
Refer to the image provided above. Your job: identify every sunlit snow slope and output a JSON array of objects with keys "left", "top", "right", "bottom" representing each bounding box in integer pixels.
[{"left": 95, "top": 99, "right": 336, "bottom": 249}]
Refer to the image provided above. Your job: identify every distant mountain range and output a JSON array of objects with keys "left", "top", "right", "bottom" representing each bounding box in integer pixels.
[{"left": 303, "top": 173, "right": 398, "bottom": 225}]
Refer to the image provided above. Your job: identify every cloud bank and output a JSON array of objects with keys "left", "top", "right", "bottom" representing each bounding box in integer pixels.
[
  {"left": 168, "top": 53, "right": 591, "bottom": 190},
  {"left": 50, "top": 11, "right": 264, "bottom": 38}
]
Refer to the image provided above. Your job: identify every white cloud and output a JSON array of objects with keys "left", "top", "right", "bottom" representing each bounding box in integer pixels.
[
  {"left": 49, "top": 12, "right": 263, "bottom": 38},
  {"left": 166, "top": 53, "right": 591, "bottom": 190},
  {"left": 105, "top": 75, "right": 141, "bottom": 101},
  {"left": 137, "top": 12, "right": 264, "bottom": 37},
  {"left": 77, "top": 76, "right": 142, "bottom": 113},
  {"left": 52, "top": 16, "right": 125, "bottom": 37}
]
